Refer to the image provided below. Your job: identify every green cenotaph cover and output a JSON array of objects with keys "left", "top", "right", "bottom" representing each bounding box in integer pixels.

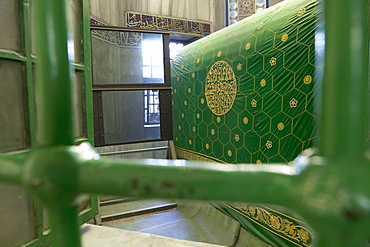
[{"left": 171, "top": 0, "right": 320, "bottom": 246}]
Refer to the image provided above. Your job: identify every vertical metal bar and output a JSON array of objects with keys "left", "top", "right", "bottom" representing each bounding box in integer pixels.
[
  {"left": 34, "top": 0, "right": 75, "bottom": 146},
  {"left": 319, "top": 0, "right": 369, "bottom": 160},
  {"left": 47, "top": 206, "right": 80, "bottom": 247}
]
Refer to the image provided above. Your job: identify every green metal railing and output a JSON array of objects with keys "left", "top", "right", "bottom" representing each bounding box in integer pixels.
[{"left": 0, "top": 0, "right": 369, "bottom": 246}]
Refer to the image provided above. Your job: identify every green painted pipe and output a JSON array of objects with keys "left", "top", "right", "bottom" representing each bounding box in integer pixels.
[
  {"left": 34, "top": 0, "right": 75, "bottom": 146},
  {"left": 318, "top": 0, "right": 369, "bottom": 160}
]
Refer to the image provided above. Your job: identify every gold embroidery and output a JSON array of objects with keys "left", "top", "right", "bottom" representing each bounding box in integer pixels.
[
  {"left": 174, "top": 88, "right": 177, "bottom": 93},
  {"left": 211, "top": 129, "right": 216, "bottom": 135},
  {"left": 245, "top": 43, "right": 251, "bottom": 50},
  {"left": 234, "top": 134, "right": 240, "bottom": 142},
  {"left": 192, "top": 126, "right": 196, "bottom": 132},
  {"left": 196, "top": 113, "right": 200, "bottom": 119},
  {"left": 189, "top": 140, "right": 192, "bottom": 145},
  {"left": 206, "top": 143, "right": 210, "bottom": 149},
  {"left": 178, "top": 125, "right": 181, "bottom": 130},
  {"left": 297, "top": 8, "right": 306, "bottom": 17},
  {"left": 176, "top": 77, "right": 180, "bottom": 81},
  {"left": 181, "top": 64, "right": 184, "bottom": 69},
  {"left": 289, "top": 98, "right": 298, "bottom": 108},
  {"left": 181, "top": 113, "right": 185, "bottom": 118},
  {"left": 188, "top": 87, "right": 192, "bottom": 93},
  {"left": 217, "top": 51, "right": 222, "bottom": 57},
  {"left": 281, "top": 33, "right": 289, "bottom": 42},
  {"left": 175, "top": 137, "right": 178, "bottom": 141},
  {"left": 196, "top": 58, "right": 200, "bottom": 63},
  {"left": 205, "top": 61, "right": 237, "bottom": 115},
  {"left": 257, "top": 23, "right": 264, "bottom": 30},
  {"left": 269, "top": 57, "right": 277, "bottom": 66},
  {"left": 260, "top": 79, "right": 266, "bottom": 87},
  {"left": 229, "top": 33, "right": 234, "bottom": 39},
  {"left": 251, "top": 99, "right": 257, "bottom": 108},
  {"left": 243, "top": 117, "right": 249, "bottom": 124},
  {"left": 201, "top": 98, "right": 205, "bottom": 104},
  {"left": 191, "top": 73, "right": 195, "bottom": 78},
  {"left": 278, "top": 122, "right": 285, "bottom": 130},
  {"left": 227, "top": 150, "right": 233, "bottom": 156},
  {"left": 229, "top": 203, "right": 311, "bottom": 244},
  {"left": 266, "top": 141, "right": 273, "bottom": 149},
  {"left": 205, "top": 43, "right": 209, "bottom": 47},
  {"left": 216, "top": 117, "right": 221, "bottom": 123},
  {"left": 184, "top": 100, "right": 188, "bottom": 105},
  {"left": 237, "top": 63, "right": 243, "bottom": 71},
  {"left": 303, "top": 75, "right": 312, "bottom": 84},
  {"left": 256, "top": 160, "right": 262, "bottom": 164}
]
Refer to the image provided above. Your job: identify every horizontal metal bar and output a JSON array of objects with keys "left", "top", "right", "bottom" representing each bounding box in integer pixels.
[
  {"left": 99, "top": 146, "right": 168, "bottom": 156},
  {"left": 93, "top": 86, "right": 172, "bottom": 91},
  {"left": 0, "top": 49, "right": 27, "bottom": 62},
  {"left": 101, "top": 203, "right": 178, "bottom": 222},
  {"left": 0, "top": 153, "right": 27, "bottom": 185}
]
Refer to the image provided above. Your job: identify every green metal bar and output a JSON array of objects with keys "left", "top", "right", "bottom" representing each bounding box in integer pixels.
[
  {"left": 0, "top": 49, "right": 27, "bottom": 61},
  {"left": 319, "top": 0, "right": 369, "bottom": 160},
  {"left": 0, "top": 154, "right": 25, "bottom": 185},
  {"left": 34, "top": 0, "right": 75, "bottom": 146},
  {"left": 47, "top": 205, "right": 80, "bottom": 247}
]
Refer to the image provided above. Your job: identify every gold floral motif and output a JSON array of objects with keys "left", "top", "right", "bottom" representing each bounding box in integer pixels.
[
  {"left": 251, "top": 99, "right": 257, "bottom": 108},
  {"left": 256, "top": 160, "right": 262, "bottom": 164},
  {"left": 184, "top": 100, "right": 188, "bottom": 105},
  {"left": 266, "top": 141, "right": 273, "bottom": 149},
  {"left": 269, "top": 57, "right": 277, "bottom": 66},
  {"left": 303, "top": 75, "right": 312, "bottom": 84},
  {"left": 229, "top": 203, "right": 311, "bottom": 244},
  {"left": 245, "top": 43, "right": 251, "bottom": 50},
  {"left": 205, "top": 143, "right": 210, "bottom": 149},
  {"left": 234, "top": 134, "right": 240, "bottom": 142},
  {"left": 196, "top": 58, "right": 201, "bottom": 63},
  {"left": 192, "top": 126, "right": 196, "bottom": 132},
  {"left": 281, "top": 33, "right": 289, "bottom": 42},
  {"left": 289, "top": 98, "right": 298, "bottom": 108},
  {"left": 201, "top": 98, "right": 205, "bottom": 104},
  {"left": 211, "top": 129, "right": 216, "bottom": 135},
  {"left": 188, "top": 88, "right": 192, "bottom": 93},
  {"left": 297, "top": 8, "right": 306, "bottom": 17},
  {"left": 196, "top": 113, "right": 200, "bottom": 119},
  {"left": 227, "top": 150, "right": 233, "bottom": 156},
  {"left": 205, "top": 61, "right": 237, "bottom": 115},
  {"left": 260, "top": 79, "right": 266, "bottom": 87},
  {"left": 217, "top": 51, "right": 222, "bottom": 57},
  {"left": 278, "top": 122, "right": 285, "bottom": 130},
  {"left": 191, "top": 73, "right": 195, "bottom": 78},
  {"left": 237, "top": 63, "right": 243, "bottom": 71},
  {"left": 257, "top": 23, "right": 264, "bottom": 30},
  {"left": 216, "top": 117, "right": 221, "bottom": 123},
  {"left": 243, "top": 117, "right": 249, "bottom": 124}
]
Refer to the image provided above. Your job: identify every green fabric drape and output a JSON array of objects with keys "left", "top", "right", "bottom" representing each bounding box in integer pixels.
[{"left": 172, "top": 0, "right": 319, "bottom": 246}]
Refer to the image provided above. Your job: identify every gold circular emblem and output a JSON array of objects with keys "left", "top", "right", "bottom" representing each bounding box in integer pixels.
[
  {"left": 281, "top": 33, "right": 289, "bottom": 42},
  {"left": 277, "top": 122, "right": 285, "bottom": 130},
  {"left": 245, "top": 43, "right": 251, "bottom": 50},
  {"left": 243, "top": 117, "right": 249, "bottom": 124},
  {"left": 217, "top": 117, "right": 221, "bottom": 123},
  {"left": 217, "top": 51, "right": 222, "bottom": 57},
  {"left": 227, "top": 150, "right": 233, "bottom": 156},
  {"left": 260, "top": 79, "right": 266, "bottom": 87},
  {"left": 205, "top": 61, "right": 237, "bottom": 115},
  {"left": 303, "top": 75, "right": 312, "bottom": 84},
  {"left": 206, "top": 143, "right": 210, "bottom": 149}
]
